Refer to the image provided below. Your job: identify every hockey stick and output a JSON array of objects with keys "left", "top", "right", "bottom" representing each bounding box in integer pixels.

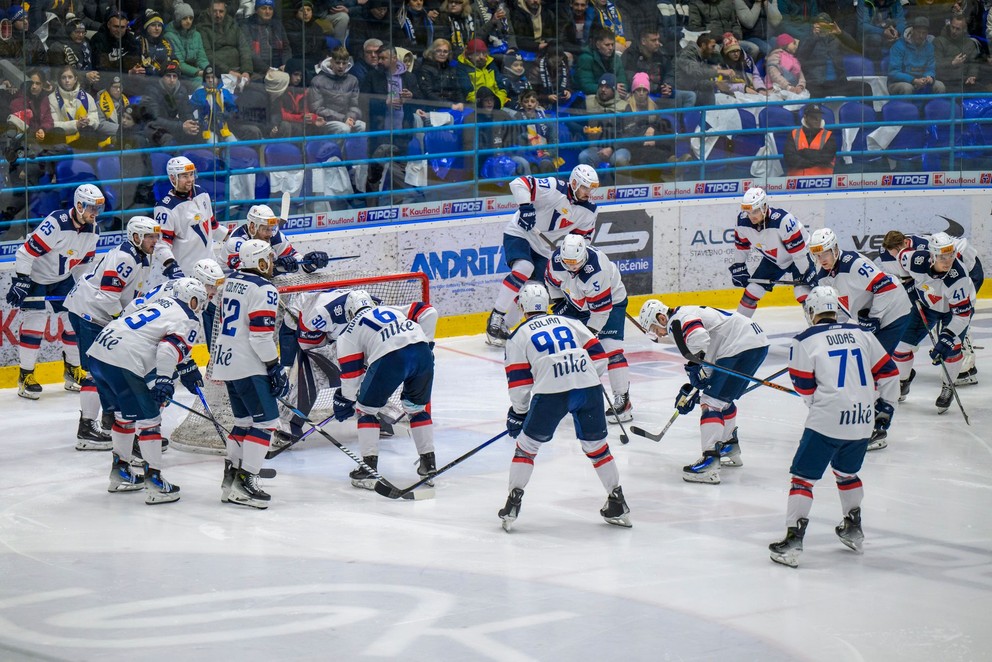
[
  {"left": 265, "top": 414, "right": 332, "bottom": 460},
  {"left": 912, "top": 298, "right": 970, "bottom": 425},
  {"left": 747, "top": 278, "right": 804, "bottom": 287},
  {"left": 601, "top": 385, "right": 630, "bottom": 444},
  {"left": 279, "top": 190, "right": 290, "bottom": 220},
  {"left": 670, "top": 320, "right": 800, "bottom": 397},
  {"left": 742, "top": 366, "right": 789, "bottom": 395},
  {"left": 23, "top": 295, "right": 66, "bottom": 302},
  {"left": 630, "top": 386, "right": 699, "bottom": 442},
  {"left": 276, "top": 397, "right": 434, "bottom": 500},
  {"left": 373, "top": 430, "right": 510, "bottom": 500}
]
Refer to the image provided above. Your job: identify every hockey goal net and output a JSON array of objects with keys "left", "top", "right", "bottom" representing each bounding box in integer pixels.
[{"left": 170, "top": 270, "right": 430, "bottom": 455}]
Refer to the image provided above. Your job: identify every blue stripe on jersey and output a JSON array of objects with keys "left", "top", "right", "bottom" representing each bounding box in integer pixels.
[
  {"left": 505, "top": 362, "right": 534, "bottom": 388},
  {"left": 789, "top": 368, "right": 817, "bottom": 395}
]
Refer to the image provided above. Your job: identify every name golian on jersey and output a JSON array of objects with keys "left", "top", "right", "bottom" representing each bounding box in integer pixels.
[{"left": 210, "top": 272, "right": 280, "bottom": 381}]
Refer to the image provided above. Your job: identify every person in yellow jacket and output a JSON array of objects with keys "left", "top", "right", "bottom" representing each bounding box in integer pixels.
[
  {"left": 456, "top": 38, "right": 510, "bottom": 106},
  {"left": 783, "top": 104, "right": 837, "bottom": 177}
]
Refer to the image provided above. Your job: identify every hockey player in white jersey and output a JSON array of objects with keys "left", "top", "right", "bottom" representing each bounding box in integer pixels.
[
  {"left": 499, "top": 282, "right": 630, "bottom": 531},
  {"left": 546, "top": 234, "right": 633, "bottom": 423},
  {"left": 638, "top": 298, "right": 769, "bottom": 484},
  {"left": 6, "top": 183, "right": 103, "bottom": 400},
  {"left": 64, "top": 217, "right": 163, "bottom": 450},
  {"left": 153, "top": 156, "right": 228, "bottom": 277},
  {"left": 128, "top": 258, "right": 226, "bottom": 347},
  {"left": 485, "top": 164, "right": 599, "bottom": 346},
  {"left": 331, "top": 290, "right": 438, "bottom": 489},
  {"left": 224, "top": 204, "right": 330, "bottom": 274},
  {"left": 86, "top": 278, "right": 207, "bottom": 504},
  {"left": 730, "top": 187, "right": 818, "bottom": 317},
  {"left": 891, "top": 233, "right": 976, "bottom": 414},
  {"left": 809, "top": 227, "right": 912, "bottom": 450},
  {"left": 209, "top": 240, "right": 289, "bottom": 509},
  {"left": 770, "top": 286, "right": 899, "bottom": 567}
]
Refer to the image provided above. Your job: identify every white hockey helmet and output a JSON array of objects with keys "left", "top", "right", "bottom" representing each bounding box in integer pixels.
[
  {"left": 805, "top": 285, "right": 840, "bottom": 324},
  {"left": 559, "top": 234, "right": 588, "bottom": 272},
  {"left": 193, "top": 258, "right": 225, "bottom": 288},
  {"left": 73, "top": 183, "right": 105, "bottom": 217},
  {"left": 638, "top": 299, "right": 670, "bottom": 339},
  {"left": 809, "top": 227, "right": 838, "bottom": 261},
  {"left": 166, "top": 156, "right": 196, "bottom": 184},
  {"left": 238, "top": 238, "right": 275, "bottom": 272},
  {"left": 518, "top": 282, "right": 550, "bottom": 314},
  {"left": 568, "top": 164, "right": 599, "bottom": 196},
  {"left": 741, "top": 186, "right": 767, "bottom": 212},
  {"left": 246, "top": 204, "right": 279, "bottom": 237},
  {"left": 173, "top": 277, "right": 208, "bottom": 313},
  {"left": 126, "top": 215, "right": 161, "bottom": 249},
  {"left": 345, "top": 289, "right": 374, "bottom": 321},
  {"left": 928, "top": 231, "right": 956, "bottom": 258}
]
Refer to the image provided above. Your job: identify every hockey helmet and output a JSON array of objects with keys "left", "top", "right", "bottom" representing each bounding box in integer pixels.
[
  {"left": 559, "top": 234, "right": 588, "bottom": 272},
  {"left": 517, "top": 282, "right": 550, "bottom": 314},
  {"left": 173, "top": 277, "right": 208, "bottom": 313},
  {"left": 804, "top": 285, "right": 840, "bottom": 324},
  {"left": 741, "top": 187, "right": 767, "bottom": 213},
  {"left": 246, "top": 204, "right": 279, "bottom": 238},
  {"left": 166, "top": 156, "right": 196, "bottom": 185},
  {"left": 238, "top": 238, "right": 275, "bottom": 273},
  {"left": 193, "top": 258, "right": 225, "bottom": 293},
  {"left": 568, "top": 164, "right": 599, "bottom": 199},
  {"left": 126, "top": 215, "right": 161, "bottom": 251},
  {"left": 638, "top": 299, "right": 670, "bottom": 341},
  {"left": 73, "top": 184, "right": 105, "bottom": 219},
  {"left": 345, "top": 289, "right": 374, "bottom": 321},
  {"left": 928, "top": 231, "right": 956, "bottom": 258},
  {"left": 809, "top": 227, "right": 839, "bottom": 266}
]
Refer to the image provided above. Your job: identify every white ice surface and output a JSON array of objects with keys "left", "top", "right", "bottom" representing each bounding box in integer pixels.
[{"left": 1, "top": 303, "right": 990, "bottom": 662}]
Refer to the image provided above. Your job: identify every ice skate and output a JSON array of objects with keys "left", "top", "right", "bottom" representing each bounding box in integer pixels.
[
  {"left": 898, "top": 369, "right": 915, "bottom": 403},
  {"left": 349, "top": 455, "right": 379, "bottom": 490},
  {"left": 221, "top": 459, "right": 237, "bottom": 503},
  {"left": 378, "top": 420, "right": 395, "bottom": 438},
  {"left": 108, "top": 453, "right": 145, "bottom": 492},
  {"left": 954, "top": 367, "right": 978, "bottom": 387},
  {"left": 683, "top": 450, "right": 721, "bottom": 484},
  {"left": 417, "top": 452, "right": 437, "bottom": 487},
  {"left": 485, "top": 310, "right": 510, "bottom": 347},
  {"left": 935, "top": 384, "right": 954, "bottom": 414},
  {"left": 720, "top": 428, "right": 743, "bottom": 467},
  {"left": 271, "top": 429, "right": 293, "bottom": 451},
  {"left": 835, "top": 507, "right": 864, "bottom": 553},
  {"left": 144, "top": 467, "right": 180, "bottom": 505},
  {"left": 17, "top": 368, "right": 41, "bottom": 400},
  {"left": 63, "top": 353, "right": 84, "bottom": 392},
  {"left": 75, "top": 413, "right": 112, "bottom": 451},
  {"left": 498, "top": 488, "right": 524, "bottom": 532},
  {"left": 600, "top": 486, "right": 632, "bottom": 528},
  {"left": 228, "top": 469, "right": 271, "bottom": 509},
  {"left": 100, "top": 410, "right": 115, "bottom": 433},
  {"left": 769, "top": 518, "right": 808, "bottom": 568},
  {"left": 867, "top": 427, "right": 887, "bottom": 451},
  {"left": 605, "top": 391, "right": 633, "bottom": 423}
]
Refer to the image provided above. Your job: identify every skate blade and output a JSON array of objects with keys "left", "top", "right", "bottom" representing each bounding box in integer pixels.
[
  {"left": 227, "top": 495, "right": 269, "bottom": 509},
  {"left": 351, "top": 478, "right": 377, "bottom": 490},
  {"left": 75, "top": 441, "right": 113, "bottom": 451},
  {"left": 108, "top": 482, "right": 145, "bottom": 493},
  {"left": 683, "top": 472, "right": 721, "bottom": 484},
  {"left": 64, "top": 382, "right": 81, "bottom": 392},
  {"left": 485, "top": 334, "right": 506, "bottom": 348},
  {"left": 720, "top": 457, "right": 743, "bottom": 467},
  {"left": 145, "top": 493, "right": 181, "bottom": 505},
  {"left": 500, "top": 516, "right": 516, "bottom": 532},
  {"left": 17, "top": 391, "right": 40, "bottom": 401},
  {"left": 769, "top": 551, "right": 800, "bottom": 568},
  {"left": 604, "top": 514, "right": 632, "bottom": 528},
  {"left": 867, "top": 439, "right": 888, "bottom": 451},
  {"left": 839, "top": 538, "right": 864, "bottom": 554}
]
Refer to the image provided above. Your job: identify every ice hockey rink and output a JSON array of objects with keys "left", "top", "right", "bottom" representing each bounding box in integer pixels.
[{"left": 0, "top": 302, "right": 990, "bottom": 662}]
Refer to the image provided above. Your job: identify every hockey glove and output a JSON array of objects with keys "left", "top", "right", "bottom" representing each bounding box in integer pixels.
[
  {"left": 516, "top": 203, "right": 537, "bottom": 231},
  {"left": 332, "top": 388, "right": 356, "bottom": 422},
  {"left": 275, "top": 254, "right": 300, "bottom": 274},
  {"left": 177, "top": 359, "right": 203, "bottom": 395},
  {"left": 858, "top": 316, "right": 880, "bottom": 334},
  {"left": 163, "top": 260, "right": 184, "bottom": 280},
  {"left": 551, "top": 298, "right": 569, "bottom": 316},
  {"left": 874, "top": 399, "right": 894, "bottom": 431},
  {"left": 5, "top": 273, "right": 32, "bottom": 307},
  {"left": 800, "top": 264, "right": 820, "bottom": 288},
  {"left": 684, "top": 362, "right": 708, "bottom": 389},
  {"left": 674, "top": 383, "right": 699, "bottom": 415},
  {"left": 506, "top": 407, "right": 526, "bottom": 438},
  {"left": 266, "top": 362, "right": 290, "bottom": 398},
  {"left": 302, "top": 251, "right": 329, "bottom": 273},
  {"left": 729, "top": 262, "right": 749, "bottom": 288},
  {"left": 152, "top": 376, "right": 175, "bottom": 407},
  {"left": 929, "top": 329, "right": 957, "bottom": 364}
]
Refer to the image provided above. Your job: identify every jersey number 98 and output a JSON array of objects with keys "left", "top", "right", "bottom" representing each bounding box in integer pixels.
[{"left": 531, "top": 326, "right": 577, "bottom": 354}]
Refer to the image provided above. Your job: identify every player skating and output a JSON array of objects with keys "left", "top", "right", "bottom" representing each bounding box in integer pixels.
[
  {"left": 808, "top": 228, "right": 912, "bottom": 450},
  {"left": 729, "top": 187, "right": 818, "bottom": 317},
  {"left": 331, "top": 290, "right": 438, "bottom": 489},
  {"left": 86, "top": 278, "right": 207, "bottom": 504},
  {"left": 209, "top": 240, "right": 289, "bottom": 509},
  {"left": 638, "top": 298, "right": 769, "bottom": 484},
  {"left": 499, "top": 282, "right": 630, "bottom": 531},
  {"left": 6, "top": 184, "right": 103, "bottom": 401},
  {"left": 770, "top": 285, "right": 899, "bottom": 567},
  {"left": 485, "top": 165, "right": 599, "bottom": 346}
]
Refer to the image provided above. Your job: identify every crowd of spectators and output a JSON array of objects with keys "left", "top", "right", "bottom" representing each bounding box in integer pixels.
[{"left": 1, "top": 0, "right": 991, "bottom": 224}]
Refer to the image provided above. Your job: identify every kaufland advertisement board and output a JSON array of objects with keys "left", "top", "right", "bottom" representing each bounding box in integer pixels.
[{"left": 1, "top": 177, "right": 989, "bottom": 366}]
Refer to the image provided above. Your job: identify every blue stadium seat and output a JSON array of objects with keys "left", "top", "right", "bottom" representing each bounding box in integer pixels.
[
  {"left": 881, "top": 101, "right": 923, "bottom": 170},
  {"left": 837, "top": 101, "right": 882, "bottom": 171},
  {"left": 95, "top": 156, "right": 122, "bottom": 212},
  {"left": 842, "top": 55, "right": 874, "bottom": 77},
  {"left": 149, "top": 151, "right": 173, "bottom": 203},
  {"left": 263, "top": 142, "right": 305, "bottom": 197},
  {"left": 758, "top": 106, "right": 797, "bottom": 157},
  {"left": 227, "top": 145, "right": 269, "bottom": 202},
  {"left": 923, "top": 98, "right": 965, "bottom": 171}
]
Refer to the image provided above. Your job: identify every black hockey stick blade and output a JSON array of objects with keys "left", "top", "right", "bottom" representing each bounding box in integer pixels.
[
  {"left": 260, "top": 468, "right": 277, "bottom": 479},
  {"left": 629, "top": 425, "right": 662, "bottom": 442}
]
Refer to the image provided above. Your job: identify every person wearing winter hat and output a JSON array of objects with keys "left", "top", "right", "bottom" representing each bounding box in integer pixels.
[
  {"left": 783, "top": 104, "right": 837, "bottom": 176},
  {"left": 166, "top": 2, "right": 209, "bottom": 86},
  {"left": 721, "top": 36, "right": 766, "bottom": 95},
  {"left": 765, "top": 33, "right": 806, "bottom": 94},
  {"left": 0, "top": 5, "right": 45, "bottom": 66},
  {"left": 887, "top": 15, "right": 945, "bottom": 96},
  {"left": 457, "top": 37, "right": 509, "bottom": 106},
  {"left": 138, "top": 9, "right": 175, "bottom": 80},
  {"left": 620, "top": 71, "right": 675, "bottom": 168},
  {"left": 580, "top": 69, "right": 630, "bottom": 181},
  {"left": 502, "top": 52, "right": 531, "bottom": 98}
]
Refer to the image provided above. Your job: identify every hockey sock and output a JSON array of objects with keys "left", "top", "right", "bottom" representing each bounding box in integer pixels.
[
  {"left": 582, "top": 438, "right": 619, "bottom": 492},
  {"left": 508, "top": 435, "right": 539, "bottom": 492},
  {"left": 892, "top": 343, "right": 916, "bottom": 381},
  {"left": 60, "top": 314, "right": 80, "bottom": 365},
  {"left": 493, "top": 261, "right": 534, "bottom": 314},
  {"left": 786, "top": 475, "right": 816, "bottom": 528},
  {"left": 721, "top": 403, "right": 738, "bottom": 441},
  {"left": 112, "top": 418, "right": 136, "bottom": 459},
  {"left": 241, "top": 426, "right": 271, "bottom": 475},
  {"left": 357, "top": 414, "right": 380, "bottom": 458},
  {"left": 737, "top": 286, "right": 764, "bottom": 318},
  {"left": 17, "top": 310, "right": 46, "bottom": 370},
  {"left": 137, "top": 425, "right": 164, "bottom": 470},
  {"left": 833, "top": 470, "right": 863, "bottom": 514},
  {"left": 409, "top": 410, "right": 433, "bottom": 454},
  {"left": 227, "top": 425, "right": 249, "bottom": 466},
  {"left": 80, "top": 380, "right": 101, "bottom": 419},
  {"left": 603, "top": 345, "right": 630, "bottom": 400},
  {"left": 699, "top": 407, "right": 726, "bottom": 452}
]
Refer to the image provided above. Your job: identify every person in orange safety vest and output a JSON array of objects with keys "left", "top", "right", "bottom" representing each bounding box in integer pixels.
[{"left": 783, "top": 104, "right": 837, "bottom": 176}]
